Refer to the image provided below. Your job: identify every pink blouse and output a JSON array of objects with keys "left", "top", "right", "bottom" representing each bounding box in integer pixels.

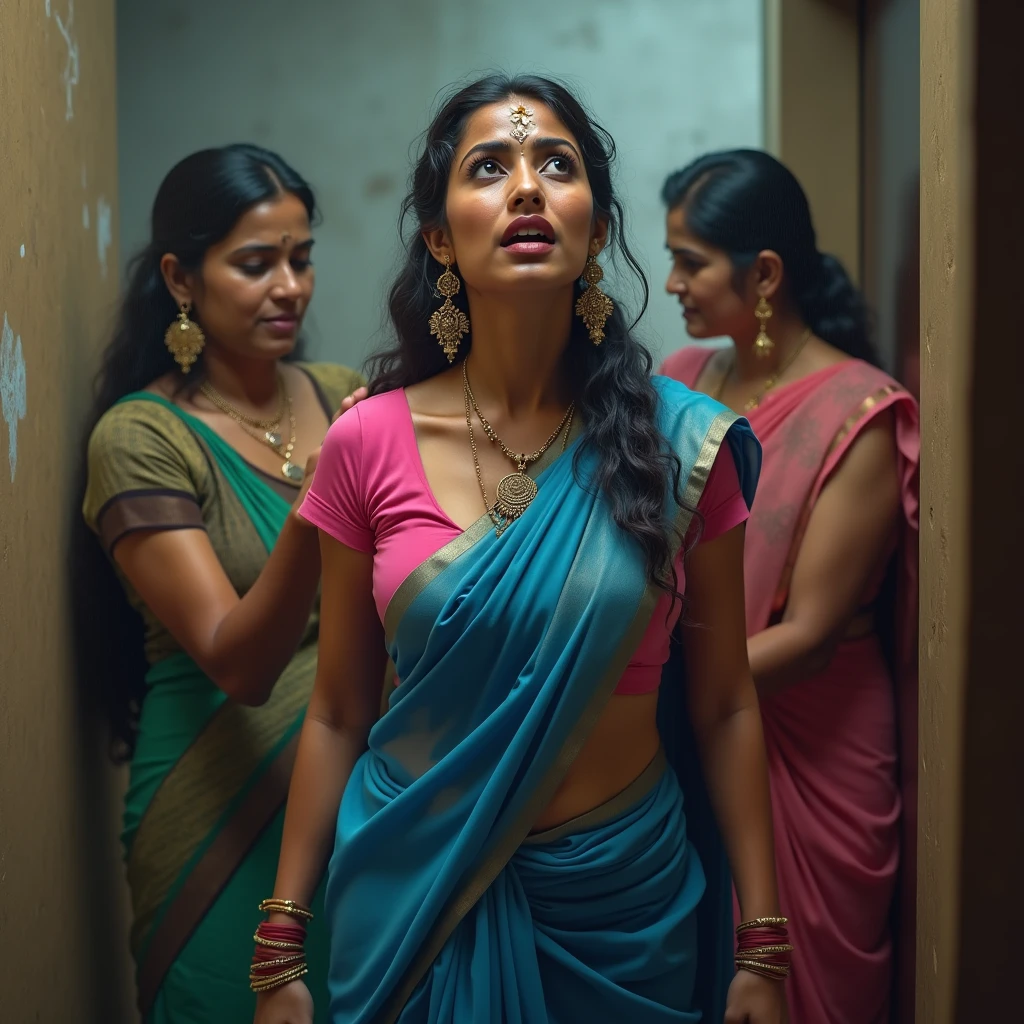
[{"left": 300, "top": 388, "right": 749, "bottom": 694}]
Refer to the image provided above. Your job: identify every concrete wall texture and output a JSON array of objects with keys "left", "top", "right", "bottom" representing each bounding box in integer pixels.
[
  {"left": 0, "top": 1, "right": 135, "bottom": 1020},
  {"left": 115, "top": 0, "right": 764, "bottom": 372}
]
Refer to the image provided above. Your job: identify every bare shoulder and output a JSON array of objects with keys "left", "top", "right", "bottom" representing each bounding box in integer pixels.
[
  {"left": 144, "top": 372, "right": 183, "bottom": 399},
  {"left": 803, "top": 336, "right": 852, "bottom": 372},
  {"left": 405, "top": 365, "right": 462, "bottom": 416},
  {"left": 828, "top": 405, "right": 898, "bottom": 488}
]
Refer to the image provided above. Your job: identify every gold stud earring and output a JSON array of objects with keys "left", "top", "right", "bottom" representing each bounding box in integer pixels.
[
  {"left": 754, "top": 297, "right": 775, "bottom": 358},
  {"left": 165, "top": 302, "right": 205, "bottom": 373},
  {"left": 575, "top": 252, "right": 614, "bottom": 346},
  {"left": 429, "top": 255, "right": 470, "bottom": 363}
]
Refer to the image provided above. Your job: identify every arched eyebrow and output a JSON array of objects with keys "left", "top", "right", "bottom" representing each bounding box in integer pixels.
[
  {"left": 229, "top": 238, "right": 315, "bottom": 257},
  {"left": 458, "top": 136, "right": 582, "bottom": 170}
]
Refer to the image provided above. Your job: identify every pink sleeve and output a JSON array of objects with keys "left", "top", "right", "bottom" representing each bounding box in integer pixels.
[
  {"left": 298, "top": 406, "right": 374, "bottom": 552},
  {"left": 695, "top": 443, "right": 750, "bottom": 545}
]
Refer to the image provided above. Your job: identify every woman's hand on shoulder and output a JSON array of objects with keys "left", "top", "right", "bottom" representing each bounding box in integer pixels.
[
  {"left": 254, "top": 979, "right": 313, "bottom": 1024},
  {"left": 724, "top": 970, "right": 789, "bottom": 1024},
  {"left": 293, "top": 448, "right": 324, "bottom": 514},
  {"left": 336, "top": 386, "right": 368, "bottom": 421}
]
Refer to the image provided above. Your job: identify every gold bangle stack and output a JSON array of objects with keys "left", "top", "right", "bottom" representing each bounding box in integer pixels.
[
  {"left": 258, "top": 898, "right": 314, "bottom": 923},
  {"left": 250, "top": 899, "right": 315, "bottom": 994},
  {"left": 734, "top": 957, "right": 792, "bottom": 981},
  {"left": 734, "top": 916, "right": 794, "bottom": 982},
  {"left": 250, "top": 929, "right": 308, "bottom": 993},
  {"left": 736, "top": 915, "right": 789, "bottom": 932},
  {"left": 250, "top": 964, "right": 309, "bottom": 993}
]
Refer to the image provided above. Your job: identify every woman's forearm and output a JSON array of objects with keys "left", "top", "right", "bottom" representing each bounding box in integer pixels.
[
  {"left": 208, "top": 512, "right": 322, "bottom": 701},
  {"left": 747, "top": 621, "right": 833, "bottom": 699},
  {"left": 268, "top": 715, "right": 372, "bottom": 915},
  {"left": 698, "top": 703, "right": 780, "bottom": 923}
]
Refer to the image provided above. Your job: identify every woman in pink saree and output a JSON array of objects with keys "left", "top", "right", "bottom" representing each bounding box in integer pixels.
[{"left": 659, "top": 150, "right": 919, "bottom": 1024}]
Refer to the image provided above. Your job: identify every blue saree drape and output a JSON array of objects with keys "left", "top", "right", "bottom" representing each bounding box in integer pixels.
[{"left": 324, "top": 377, "right": 761, "bottom": 1023}]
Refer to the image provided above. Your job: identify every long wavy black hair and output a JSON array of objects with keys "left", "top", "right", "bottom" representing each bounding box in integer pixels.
[
  {"left": 73, "top": 144, "right": 318, "bottom": 760},
  {"left": 662, "top": 149, "right": 879, "bottom": 365},
  {"left": 368, "top": 73, "right": 696, "bottom": 597}
]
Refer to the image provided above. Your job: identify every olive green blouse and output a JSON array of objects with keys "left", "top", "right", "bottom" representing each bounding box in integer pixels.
[{"left": 82, "top": 362, "right": 365, "bottom": 664}]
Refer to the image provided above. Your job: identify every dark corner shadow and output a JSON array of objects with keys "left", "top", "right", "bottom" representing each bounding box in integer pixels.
[{"left": 66, "top": 283, "right": 142, "bottom": 1024}]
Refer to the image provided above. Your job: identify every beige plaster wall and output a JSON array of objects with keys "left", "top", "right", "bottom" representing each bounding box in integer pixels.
[
  {"left": 764, "top": 0, "right": 861, "bottom": 280},
  {"left": 0, "top": 2, "right": 136, "bottom": 1020},
  {"left": 918, "top": 0, "right": 973, "bottom": 1019}
]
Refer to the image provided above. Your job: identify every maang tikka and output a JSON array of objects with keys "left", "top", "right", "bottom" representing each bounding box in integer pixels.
[
  {"left": 429, "top": 255, "right": 470, "bottom": 363},
  {"left": 509, "top": 104, "right": 535, "bottom": 144}
]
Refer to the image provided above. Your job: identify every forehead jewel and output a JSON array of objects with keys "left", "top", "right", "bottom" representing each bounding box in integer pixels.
[{"left": 509, "top": 104, "right": 536, "bottom": 144}]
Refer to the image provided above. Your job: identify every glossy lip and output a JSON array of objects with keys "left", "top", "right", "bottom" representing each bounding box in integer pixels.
[
  {"left": 261, "top": 315, "right": 300, "bottom": 335},
  {"left": 500, "top": 215, "right": 556, "bottom": 246}
]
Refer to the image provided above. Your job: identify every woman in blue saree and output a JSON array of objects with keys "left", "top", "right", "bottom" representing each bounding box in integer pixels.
[{"left": 253, "top": 76, "right": 789, "bottom": 1024}]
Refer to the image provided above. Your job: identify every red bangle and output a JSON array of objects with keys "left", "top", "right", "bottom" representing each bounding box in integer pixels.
[
  {"left": 736, "top": 927, "right": 789, "bottom": 949},
  {"left": 735, "top": 921, "right": 793, "bottom": 980},
  {"left": 256, "top": 922, "right": 306, "bottom": 942},
  {"left": 254, "top": 942, "right": 305, "bottom": 958},
  {"left": 250, "top": 921, "right": 308, "bottom": 993}
]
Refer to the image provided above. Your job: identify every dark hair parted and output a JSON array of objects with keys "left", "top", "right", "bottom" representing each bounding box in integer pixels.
[
  {"left": 662, "top": 149, "right": 878, "bottom": 365},
  {"left": 368, "top": 73, "right": 696, "bottom": 597},
  {"left": 75, "top": 144, "right": 318, "bottom": 760}
]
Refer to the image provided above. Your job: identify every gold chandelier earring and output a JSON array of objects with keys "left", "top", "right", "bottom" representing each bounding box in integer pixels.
[
  {"left": 753, "top": 296, "right": 775, "bottom": 358},
  {"left": 575, "top": 251, "right": 614, "bottom": 345},
  {"left": 429, "top": 255, "right": 470, "bottom": 363},
  {"left": 165, "top": 302, "right": 206, "bottom": 373}
]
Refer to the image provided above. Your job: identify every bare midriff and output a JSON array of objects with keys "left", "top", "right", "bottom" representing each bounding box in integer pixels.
[{"left": 531, "top": 690, "right": 662, "bottom": 832}]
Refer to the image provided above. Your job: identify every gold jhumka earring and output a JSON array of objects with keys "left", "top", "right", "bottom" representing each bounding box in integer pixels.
[
  {"left": 429, "top": 255, "right": 470, "bottom": 363},
  {"left": 575, "top": 251, "right": 614, "bottom": 345},
  {"left": 753, "top": 297, "right": 775, "bottom": 358},
  {"left": 165, "top": 302, "right": 205, "bottom": 373}
]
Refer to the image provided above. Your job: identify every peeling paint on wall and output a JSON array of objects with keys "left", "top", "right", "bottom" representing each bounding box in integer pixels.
[
  {"left": 1, "top": 313, "right": 28, "bottom": 483},
  {"left": 96, "top": 198, "right": 112, "bottom": 278},
  {"left": 54, "top": 2, "right": 80, "bottom": 121}
]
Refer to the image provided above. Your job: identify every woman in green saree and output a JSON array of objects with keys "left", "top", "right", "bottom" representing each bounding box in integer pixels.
[
  {"left": 79, "top": 144, "right": 364, "bottom": 1023},
  {"left": 254, "top": 77, "right": 789, "bottom": 1024}
]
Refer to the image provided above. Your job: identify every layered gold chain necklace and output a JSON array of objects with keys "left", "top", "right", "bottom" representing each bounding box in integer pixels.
[
  {"left": 199, "top": 374, "right": 304, "bottom": 481},
  {"left": 715, "top": 328, "right": 812, "bottom": 411},
  {"left": 462, "top": 361, "right": 575, "bottom": 537}
]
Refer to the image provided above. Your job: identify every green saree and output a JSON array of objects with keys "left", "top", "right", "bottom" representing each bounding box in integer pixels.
[
  {"left": 83, "top": 368, "right": 365, "bottom": 1023},
  {"left": 117, "top": 395, "right": 330, "bottom": 1023}
]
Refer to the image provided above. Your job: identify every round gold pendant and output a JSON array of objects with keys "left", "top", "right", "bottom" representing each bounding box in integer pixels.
[
  {"left": 282, "top": 461, "right": 304, "bottom": 482},
  {"left": 494, "top": 472, "right": 537, "bottom": 522}
]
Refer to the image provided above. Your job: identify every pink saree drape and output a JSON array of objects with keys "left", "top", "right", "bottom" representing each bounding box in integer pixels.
[{"left": 660, "top": 348, "right": 920, "bottom": 1024}]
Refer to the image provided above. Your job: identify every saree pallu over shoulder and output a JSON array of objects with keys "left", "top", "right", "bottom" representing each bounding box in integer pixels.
[
  {"left": 739, "top": 360, "right": 919, "bottom": 633},
  {"left": 113, "top": 393, "right": 330, "bottom": 1022},
  {"left": 325, "top": 377, "right": 760, "bottom": 1023}
]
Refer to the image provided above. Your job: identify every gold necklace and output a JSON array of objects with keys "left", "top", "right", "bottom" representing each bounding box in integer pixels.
[
  {"left": 200, "top": 376, "right": 284, "bottom": 430},
  {"left": 199, "top": 375, "right": 304, "bottom": 481},
  {"left": 715, "top": 328, "right": 813, "bottom": 411},
  {"left": 462, "top": 362, "right": 575, "bottom": 536}
]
